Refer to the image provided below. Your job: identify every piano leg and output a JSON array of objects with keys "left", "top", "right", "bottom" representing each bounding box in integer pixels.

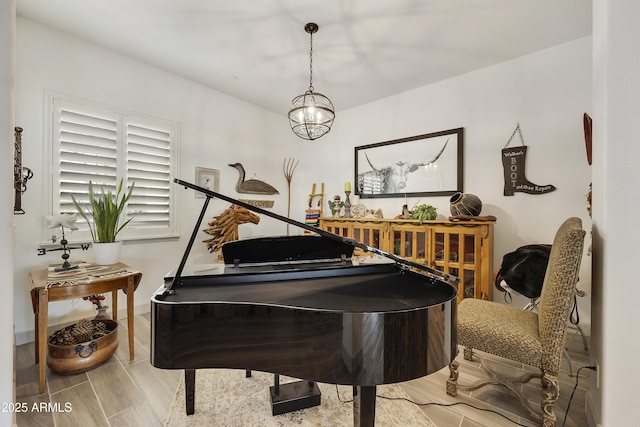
[
  {"left": 353, "top": 385, "right": 376, "bottom": 427},
  {"left": 185, "top": 369, "right": 195, "bottom": 415}
]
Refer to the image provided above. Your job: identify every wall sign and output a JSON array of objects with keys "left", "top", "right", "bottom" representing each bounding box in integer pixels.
[{"left": 502, "top": 123, "right": 556, "bottom": 196}]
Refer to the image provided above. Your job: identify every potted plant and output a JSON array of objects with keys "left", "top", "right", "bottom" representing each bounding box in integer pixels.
[
  {"left": 411, "top": 203, "right": 438, "bottom": 224},
  {"left": 71, "top": 179, "right": 135, "bottom": 265}
]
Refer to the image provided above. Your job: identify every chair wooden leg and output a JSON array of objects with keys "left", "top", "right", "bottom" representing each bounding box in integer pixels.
[
  {"left": 541, "top": 372, "right": 559, "bottom": 427},
  {"left": 463, "top": 347, "right": 473, "bottom": 361},
  {"left": 446, "top": 361, "right": 459, "bottom": 396},
  {"left": 449, "top": 352, "right": 544, "bottom": 423}
]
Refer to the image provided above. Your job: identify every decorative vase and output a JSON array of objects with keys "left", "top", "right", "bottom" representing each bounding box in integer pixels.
[
  {"left": 93, "top": 241, "right": 122, "bottom": 265},
  {"left": 94, "top": 306, "right": 110, "bottom": 320},
  {"left": 450, "top": 192, "right": 483, "bottom": 216}
]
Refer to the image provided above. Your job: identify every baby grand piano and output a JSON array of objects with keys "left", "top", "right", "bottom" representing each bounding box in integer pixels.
[{"left": 151, "top": 179, "right": 458, "bottom": 426}]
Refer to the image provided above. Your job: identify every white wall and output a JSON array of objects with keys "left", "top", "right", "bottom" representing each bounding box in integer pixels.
[
  {"left": 311, "top": 37, "right": 593, "bottom": 325},
  {"left": 590, "top": 1, "right": 640, "bottom": 425},
  {"left": 14, "top": 19, "right": 593, "bottom": 340},
  {"left": 14, "top": 17, "right": 306, "bottom": 342},
  {"left": 1, "top": 1, "right": 16, "bottom": 426}
]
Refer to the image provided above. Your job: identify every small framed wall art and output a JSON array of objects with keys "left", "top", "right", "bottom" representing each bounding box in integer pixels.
[{"left": 195, "top": 167, "right": 220, "bottom": 198}]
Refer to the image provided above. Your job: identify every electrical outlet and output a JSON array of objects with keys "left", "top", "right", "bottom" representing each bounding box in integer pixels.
[{"left": 595, "top": 360, "right": 600, "bottom": 388}]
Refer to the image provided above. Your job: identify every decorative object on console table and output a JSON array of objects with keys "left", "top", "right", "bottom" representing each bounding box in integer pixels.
[
  {"left": 343, "top": 181, "right": 352, "bottom": 218},
  {"left": 450, "top": 192, "right": 482, "bottom": 217},
  {"left": 352, "top": 203, "right": 383, "bottom": 219},
  {"left": 394, "top": 204, "right": 412, "bottom": 219},
  {"left": 411, "top": 203, "right": 438, "bottom": 223},
  {"left": 448, "top": 214, "right": 497, "bottom": 222},
  {"left": 328, "top": 195, "right": 343, "bottom": 217},
  {"left": 71, "top": 179, "right": 135, "bottom": 265},
  {"left": 502, "top": 123, "right": 556, "bottom": 196}
]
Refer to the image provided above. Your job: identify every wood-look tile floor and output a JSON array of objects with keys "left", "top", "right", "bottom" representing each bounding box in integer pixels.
[
  {"left": 15, "top": 313, "right": 590, "bottom": 427},
  {"left": 401, "top": 327, "right": 591, "bottom": 427}
]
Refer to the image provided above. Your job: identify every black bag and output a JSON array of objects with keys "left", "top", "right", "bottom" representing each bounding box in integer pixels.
[{"left": 495, "top": 244, "right": 551, "bottom": 298}]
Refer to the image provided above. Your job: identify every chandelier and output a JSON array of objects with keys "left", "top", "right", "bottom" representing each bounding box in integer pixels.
[{"left": 288, "top": 23, "right": 335, "bottom": 141}]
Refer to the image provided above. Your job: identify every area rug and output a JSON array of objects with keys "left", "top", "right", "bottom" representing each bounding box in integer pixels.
[{"left": 165, "top": 369, "right": 436, "bottom": 426}]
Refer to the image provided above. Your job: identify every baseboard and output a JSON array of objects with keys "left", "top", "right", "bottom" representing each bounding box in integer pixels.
[
  {"left": 14, "top": 303, "right": 150, "bottom": 346},
  {"left": 585, "top": 389, "right": 600, "bottom": 427}
]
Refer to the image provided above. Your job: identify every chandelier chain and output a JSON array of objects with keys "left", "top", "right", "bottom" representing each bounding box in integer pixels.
[{"left": 308, "top": 30, "right": 314, "bottom": 92}]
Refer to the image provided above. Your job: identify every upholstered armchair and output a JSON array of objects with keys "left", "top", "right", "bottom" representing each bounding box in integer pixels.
[{"left": 446, "top": 217, "right": 585, "bottom": 427}]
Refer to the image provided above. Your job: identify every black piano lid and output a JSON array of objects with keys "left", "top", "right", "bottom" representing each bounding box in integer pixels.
[{"left": 159, "top": 178, "right": 459, "bottom": 298}]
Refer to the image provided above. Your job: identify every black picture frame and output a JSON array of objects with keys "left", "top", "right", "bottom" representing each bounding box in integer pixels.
[
  {"left": 354, "top": 128, "right": 464, "bottom": 198},
  {"left": 354, "top": 127, "right": 464, "bottom": 198}
]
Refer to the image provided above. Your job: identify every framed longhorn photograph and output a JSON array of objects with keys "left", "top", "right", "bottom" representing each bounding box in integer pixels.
[{"left": 354, "top": 127, "right": 464, "bottom": 198}]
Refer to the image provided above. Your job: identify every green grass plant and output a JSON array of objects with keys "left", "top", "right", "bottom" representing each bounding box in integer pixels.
[{"left": 71, "top": 179, "right": 135, "bottom": 243}]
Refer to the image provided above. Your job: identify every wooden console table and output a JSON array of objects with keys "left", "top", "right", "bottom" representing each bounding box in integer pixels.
[
  {"left": 319, "top": 217, "right": 495, "bottom": 303},
  {"left": 27, "top": 262, "right": 142, "bottom": 393}
]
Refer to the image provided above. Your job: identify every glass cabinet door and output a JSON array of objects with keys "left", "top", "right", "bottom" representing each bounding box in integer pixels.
[
  {"left": 390, "top": 224, "right": 428, "bottom": 264},
  {"left": 433, "top": 227, "right": 480, "bottom": 302},
  {"left": 353, "top": 224, "right": 384, "bottom": 249},
  {"left": 325, "top": 224, "right": 350, "bottom": 237}
]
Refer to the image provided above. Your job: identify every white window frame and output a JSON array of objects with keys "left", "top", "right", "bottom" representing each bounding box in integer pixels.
[{"left": 44, "top": 92, "right": 180, "bottom": 243}]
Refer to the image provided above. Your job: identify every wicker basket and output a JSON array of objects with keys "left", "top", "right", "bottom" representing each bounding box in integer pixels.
[{"left": 47, "top": 319, "right": 118, "bottom": 374}]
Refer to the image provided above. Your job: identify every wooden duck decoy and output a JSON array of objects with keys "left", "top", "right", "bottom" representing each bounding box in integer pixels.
[{"left": 229, "top": 163, "right": 279, "bottom": 195}]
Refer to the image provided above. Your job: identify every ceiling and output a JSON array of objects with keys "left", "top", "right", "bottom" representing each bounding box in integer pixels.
[{"left": 16, "top": 0, "right": 592, "bottom": 115}]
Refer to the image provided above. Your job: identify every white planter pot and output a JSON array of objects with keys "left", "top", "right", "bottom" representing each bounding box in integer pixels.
[{"left": 93, "top": 242, "right": 122, "bottom": 265}]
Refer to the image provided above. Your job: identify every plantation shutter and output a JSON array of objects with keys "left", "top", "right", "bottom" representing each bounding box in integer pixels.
[
  {"left": 126, "top": 120, "right": 173, "bottom": 231},
  {"left": 55, "top": 101, "right": 119, "bottom": 221},
  {"left": 49, "top": 95, "right": 178, "bottom": 242}
]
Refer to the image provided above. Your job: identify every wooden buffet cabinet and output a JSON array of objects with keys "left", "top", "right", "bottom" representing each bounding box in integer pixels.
[{"left": 319, "top": 217, "right": 495, "bottom": 302}]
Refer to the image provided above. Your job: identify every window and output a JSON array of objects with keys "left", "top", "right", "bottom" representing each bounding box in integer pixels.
[{"left": 46, "top": 94, "right": 179, "bottom": 242}]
